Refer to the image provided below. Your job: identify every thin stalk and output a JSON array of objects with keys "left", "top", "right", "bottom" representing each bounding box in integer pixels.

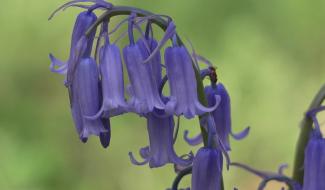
[{"left": 171, "top": 166, "right": 193, "bottom": 190}]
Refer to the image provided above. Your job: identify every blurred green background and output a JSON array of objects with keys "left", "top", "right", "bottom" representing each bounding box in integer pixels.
[{"left": 0, "top": 0, "right": 324, "bottom": 189}]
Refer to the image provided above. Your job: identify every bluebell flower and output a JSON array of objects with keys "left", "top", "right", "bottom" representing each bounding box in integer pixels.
[
  {"left": 184, "top": 83, "right": 249, "bottom": 150},
  {"left": 123, "top": 40, "right": 165, "bottom": 114},
  {"left": 129, "top": 109, "right": 192, "bottom": 168},
  {"left": 87, "top": 37, "right": 128, "bottom": 119},
  {"left": 49, "top": 10, "right": 97, "bottom": 76},
  {"left": 191, "top": 147, "right": 223, "bottom": 190},
  {"left": 205, "top": 83, "right": 249, "bottom": 150},
  {"left": 164, "top": 46, "right": 220, "bottom": 119},
  {"left": 71, "top": 57, "right": 110, "bottom": 147}
]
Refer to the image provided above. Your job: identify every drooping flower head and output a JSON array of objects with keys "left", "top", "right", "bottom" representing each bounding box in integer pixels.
[
  {"left": 49, "top": 5, "right": 112, "bottom": 147},
  {"left": 205, "top": 83, "right": 250, "bottom": 150},
  {"left": 184, "top": 82, "right": 249, "bottom": 150},
  {"left": 87, "top": 33, "right": 128, "bottom": 119},
  {"left": 164, "top": 44, "right": 220, "bottom": 119},
  {"left": 123, "top": 14, "right": 165, "bottom": 114},
  {"left": 129, "top": 108, "right": 192, "bottom": 168},
  {"left": 72, "top": 57, "right": 110, "bottom": 147}
]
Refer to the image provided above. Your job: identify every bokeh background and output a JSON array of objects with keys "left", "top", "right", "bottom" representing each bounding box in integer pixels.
[{"left": 0, "top": 0, "right": 324, "bottom": 189}]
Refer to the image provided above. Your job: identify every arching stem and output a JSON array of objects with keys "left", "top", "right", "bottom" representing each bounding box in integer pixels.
[{"left": 171, "top": 166, "right": 192, "bottom": 190}]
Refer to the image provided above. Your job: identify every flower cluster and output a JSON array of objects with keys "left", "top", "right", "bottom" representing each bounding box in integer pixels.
[
  {"left": 50, "top": 0, "right": 225, "bottom": 170},
  {"left": 49, "top": 1, "right": 325, "bottom": 190}
]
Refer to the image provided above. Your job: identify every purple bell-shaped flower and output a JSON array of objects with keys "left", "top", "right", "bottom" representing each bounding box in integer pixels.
[
  {"left": 164, "top": 46, "right": 220, "bottom": 119},
  {"left": 123, "top": 40, "right": 165, "bottom": 114},
  {"left": 87, "top": 37, "right": 128, "bottom": 119},
  {"left": 71, "top": 57, "right": 110, "bottom": 147},
  {"left": 129, "top": 109, "right": 192, "bottom": 168},
  {"left": 184, "top": 83, "right": 249, "bottom": 150},
  {"left": 205, "top": 83, "right": 249, "bottom": 150}
]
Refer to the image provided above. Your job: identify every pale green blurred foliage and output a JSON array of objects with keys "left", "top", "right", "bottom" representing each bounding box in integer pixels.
[{"left": 0, "top": 0, "right": 324, "bottom": 190}]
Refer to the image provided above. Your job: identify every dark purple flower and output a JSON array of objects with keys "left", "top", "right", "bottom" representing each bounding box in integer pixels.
[
  {"left": 123, "top": 40, "right": 165, "bottom": 114},
  {"left": 49, "top": 10, "right": 97, "bottom": 76},
  {"left": 164, "top": 46, "right": 220, "bottom": 119},
  {"left": 71, "top": 57, "right": 110, "bottom": 147},
  {"left": 129, "top": 110, "right": 192, "bottom": 168},
  {"left": 87, "top": 38, "right": 127, "bottom": 119},
  {"left": 191, "top": 147, "right": 223, "bottom": 190}
]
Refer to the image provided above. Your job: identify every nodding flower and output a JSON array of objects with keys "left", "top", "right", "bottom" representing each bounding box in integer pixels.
[
  {"left": 123, "top": 15, "right": 165, "bottom": 114},
  {"left": 164, "top": 45, "right": 220, "bottom": 119},
  {"left": 49, "top": 10, "right": 97, "bottom": 76},
  {"left": 205, "top": 83, "right": 250, "bottom": 150},
  {"left": 71, "top": 57, "right": 110, "bottom": 148},
  {"left": 86, "top": 36, "right": 128, "bottom": 119},
  {"left": 128, "top": 109, "right": 193, "bottom": 168},
  {"left": 302, "top": 106, "right": 325, "bottom": 190},
  {"left": 184, "top": 83, "right": 249, "bottom": 150}
]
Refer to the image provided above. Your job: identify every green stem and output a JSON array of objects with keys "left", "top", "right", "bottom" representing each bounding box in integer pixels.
[
  {"left": 171, "top": 166, "right": 193, "bottom": 190},
  {"left": 292, "top": 84, "right": 325, "bottom": 187}
]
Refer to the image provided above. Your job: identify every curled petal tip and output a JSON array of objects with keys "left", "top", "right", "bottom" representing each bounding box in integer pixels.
[
  {"left": 195, "top": 95, "right": 221, "bottom": 115},
  {"left": 231, "top": 126, "right": 250, "bottom": 140},
  {"left": 128, "top": 152, "right": 149, "bottom": 166},
  {"left": 183, "top": 130, "right": 203, "bottom": 146},
  {"left": 49, "top": 54, "right": 68, "bottom": 74},
  {"left": 278, "top": 163, "right": 288, "bottom": 175}
]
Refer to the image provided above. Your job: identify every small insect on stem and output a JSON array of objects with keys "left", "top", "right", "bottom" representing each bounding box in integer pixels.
[{"left": 209, "top": 66, "right": 217, "bottom": 84}]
